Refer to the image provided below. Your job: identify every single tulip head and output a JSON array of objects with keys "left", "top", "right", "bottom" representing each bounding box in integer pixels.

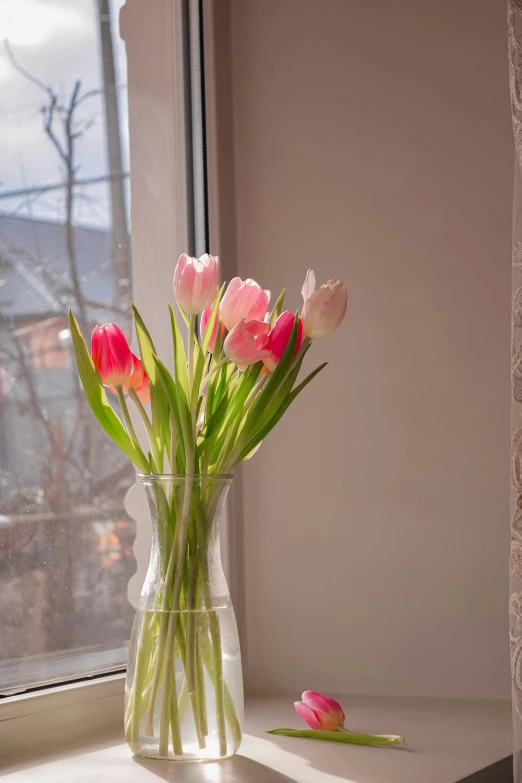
[
  {"left": 223, "top": 319, "right": 270, "bottom": 366},
  {"left": 221, "top": 276, "right": 271, "bottom": 331},
  {"left": 294, "top": 691, "right": 346, "bottom": 732},
  {"left": 200, "top": 304, "right": 226, "bottom": 353},
  {"left": 173, "top": 252, "right": 219, "bottom": 315},
  {"left": 301, "top": 269, "right": 348, "bottom": 339},
  {"left": 263, "top": 310, "right": 304, "bottom": 373},
  {"left": 91, "top": 323, "right": 134, "bottom": 388}
]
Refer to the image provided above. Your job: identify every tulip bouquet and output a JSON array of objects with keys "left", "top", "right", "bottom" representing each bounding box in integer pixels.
[{"left": 69, "top": 252, "right": 347, "bottom": 761}]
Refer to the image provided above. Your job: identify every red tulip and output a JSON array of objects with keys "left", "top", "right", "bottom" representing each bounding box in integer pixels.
[
  {"left": 91, "top": 323, "right": 133, "bottom": 388},
  {"left": 200, "top": 304, "right": 226, "bottom": 353},
  {"left": 173, "top": 252, "right": 219, "bottom": 315},
  {"left": 223, "top": 319, "right": 270, "bottom": 366},
  {"left": 294, "top": 691, "right": 346, "bottom": 732},
  {"left": 106, "top": 354, "right": 151, "bottom": 403},
  {"left": 221, "top": 277, "right": 271, "bottom": 331},
  {"left": 263, "top": 311, "right": 304, "bottom": 373}
]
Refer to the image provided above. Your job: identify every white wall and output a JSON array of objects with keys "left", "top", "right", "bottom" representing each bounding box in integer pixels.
[{"left": 225, "top": 0, "right": 513, "bottom": 698}]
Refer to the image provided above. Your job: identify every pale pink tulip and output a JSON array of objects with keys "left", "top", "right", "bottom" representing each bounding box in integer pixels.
[
  {"left": 173, "top": 253, "right": 219, "bottom": 315},
  {"left": 223, "top": 319, "right": 270, "bottom": 366},
  {"left": 301, "top": 269, "right": 348, "bottom": 339},
  {"left": 221, "top": 277, "right": 271, "bottom": 331},
  {"left": 294, "top": 691, "right": 346, "bottom": 732},
  {"left": 263, "top": 310, "right": 304, "bottom": 373},
  {"left": 200, "top": 304, "right": 225, "bottom": 353},
  {"left": 0, "top": 368, "right": 14, "bottom": 403},
  {"left": 91, "top": 323, "right": 134, "bottom": 388}
]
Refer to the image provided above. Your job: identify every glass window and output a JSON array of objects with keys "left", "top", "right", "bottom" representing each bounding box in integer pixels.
[{"left": 0, "top": 0, "right": 135, "bottom": 694}]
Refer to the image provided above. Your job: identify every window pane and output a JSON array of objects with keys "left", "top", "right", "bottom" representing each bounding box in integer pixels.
[{"left": 0, "top": 0, "right": 134, "bottom": 694}]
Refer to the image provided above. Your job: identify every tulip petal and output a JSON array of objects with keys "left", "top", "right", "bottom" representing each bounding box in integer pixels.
[
  {"left": 294, "top": 701, "right": 323, "bottom": 730},
  {"left": 301, "top": 269, "right": 316, "bottom": 304}
]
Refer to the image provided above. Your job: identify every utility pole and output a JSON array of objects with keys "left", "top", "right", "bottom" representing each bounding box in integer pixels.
[{"left": 97, "top": 0, "right": 132, "bottom": 324}]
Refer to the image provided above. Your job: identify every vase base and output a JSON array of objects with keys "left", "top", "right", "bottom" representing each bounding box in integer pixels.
[{"left": 133, "top": 744, "right": 237, "bottom": 763}]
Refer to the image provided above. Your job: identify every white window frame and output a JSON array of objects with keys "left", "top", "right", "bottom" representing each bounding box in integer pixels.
[{"left": 0, "top": 0, "right": 203, "bottom": 745}]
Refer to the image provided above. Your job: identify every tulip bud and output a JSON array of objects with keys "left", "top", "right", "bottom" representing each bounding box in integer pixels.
[
  {"left": 91, "top": 323, "right": 134, "bottom": 388},
  {"left": 221, "top": 277, "right": 271, "bottom": 331},
  {"left": 173, "top": 253, "right": 219, "bottom": 315},
  {"left": 223, "top": 319, "right": 270, "bottom": 366},
  {"left": 263, "top": 311, "right": 304, "bottom": 373},
  {"left": 200, "top": 304, "right": 226, "bottom": 353},
  {"left": 294, "top": 691, "right": 346, "bottom": 732},
  {"left": 301, "top": 269, "right": 348, "bottom": 339}
]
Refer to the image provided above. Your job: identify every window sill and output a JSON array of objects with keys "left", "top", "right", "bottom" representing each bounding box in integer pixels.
[
  {"left": 0, "top": 694, "right": 513, "bottom": 782},
  {"left": 0, "top": 673, "right": 125, "bottom": 771}
]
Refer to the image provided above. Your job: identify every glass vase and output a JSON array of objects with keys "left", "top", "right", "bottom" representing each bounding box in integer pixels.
[{"left": 125, "top": 474, "right": 243, "bottom": 761}]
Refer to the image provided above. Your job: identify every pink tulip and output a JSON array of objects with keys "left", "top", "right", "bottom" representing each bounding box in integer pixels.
[
  {"left": 0, "top": 367, "right": 14, "bottom": 404},
  {"left": 200, "top": 304, "right": 226, "bottom": 353},
  {"left": 173, "top": 252, "right": 219, "bottom": 315},
  {"left": 301, "top": 269, "right": 348, "bottom": 339},
  {"left": 221, "top": 277, "right": 271, "bottom": 331},
  {"left": 263, "top": 310, "right": 304, "bottom": 373},
  {"left": 91, "top": 323, "right": 134, "bottom": 388},
  {"left": 223, "top": 319, "right": 271, "bottom": 366},
  {"left": 294, "top": 691, "right": 346, "bottom": 732}
]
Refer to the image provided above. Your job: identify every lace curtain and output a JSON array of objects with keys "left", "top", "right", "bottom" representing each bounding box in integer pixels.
[{"left": 510, "top": 1, "right": 522, "bottom": 778}]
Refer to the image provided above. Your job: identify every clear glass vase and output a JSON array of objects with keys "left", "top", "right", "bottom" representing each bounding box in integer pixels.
[{"left": 125, "top": 474, "right": 243, "bottom": 761}]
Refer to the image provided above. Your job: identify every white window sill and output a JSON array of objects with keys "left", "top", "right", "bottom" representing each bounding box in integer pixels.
[{"left": 0, "top": 694, "right": 512, "bottom": 782}]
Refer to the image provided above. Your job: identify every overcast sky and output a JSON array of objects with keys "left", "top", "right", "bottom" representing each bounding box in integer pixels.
[{"left": 0, "top": 0, "right": 128, "bottom": 229}]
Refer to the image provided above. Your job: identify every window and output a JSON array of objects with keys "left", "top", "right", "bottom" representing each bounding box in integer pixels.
[{"left": 0, "top": 0, "right": 135, "bottom": 694}]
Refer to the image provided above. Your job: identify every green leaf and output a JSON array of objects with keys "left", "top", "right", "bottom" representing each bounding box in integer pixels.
[
  {"left": 269, "top": 289, "right": 285, "bottom": 327},
  {"left": 68, "top": 312, "right": 149, "bottom": 473},
  {"left": 168, "top": 305, "right": 189, "bottom": 399},
  {"left": 238, "top": 363, "right": 327, "bottom": 463},
  {"left": 153, "top": 355, "right": 190, "bottom": 472},
  {"left": 266, "top": 729, "right": 405, "bottom": 746},
  {"left": 132, "top": 304, "right": 170, "bottom": 468}
]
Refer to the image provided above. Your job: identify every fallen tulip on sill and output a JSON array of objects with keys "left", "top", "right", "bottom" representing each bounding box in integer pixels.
[{"left": 266, "top": 691, "right": 405, "bottom": 748}]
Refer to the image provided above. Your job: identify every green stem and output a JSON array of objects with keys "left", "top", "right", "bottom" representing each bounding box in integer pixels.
[
  {"left": 177, "top": 613, "right": 205, "bottom": 748},
  {"left": 199, "top": 356, "right": 228, "bottom": 394},
  {"left": 129, "top": 388, "right": 161, "bottom": 469},
  {"left": 188, "top": 314, "right": 196, "bottom": 388},
  {"left": 160, "top": 612, "right": 182, "bottom": 757},
  {"left": 200, "top": 634, "right": 242, "bottom": 748},
  {"left": 196, "top": 628, "right": 208, "bottom": 737},
  {"left": 266, "top": 728, "right": 405, "bottom": 746},
  {"left": 116, "top": 387, "right": 141, "bottom": 447}
]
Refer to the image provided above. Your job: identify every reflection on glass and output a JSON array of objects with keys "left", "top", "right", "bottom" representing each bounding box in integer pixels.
[{"left": 0, "top": 0, "right": 135, "bottom": 693}]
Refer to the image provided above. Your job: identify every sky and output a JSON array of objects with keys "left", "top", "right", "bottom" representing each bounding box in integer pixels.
[{"left": 0, "top": 0, "right": 128, "bottom": 229}]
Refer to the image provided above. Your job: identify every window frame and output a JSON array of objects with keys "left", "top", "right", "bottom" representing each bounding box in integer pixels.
[{"left": 0, "top": 0, "right": 194, "bottom": 734}]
